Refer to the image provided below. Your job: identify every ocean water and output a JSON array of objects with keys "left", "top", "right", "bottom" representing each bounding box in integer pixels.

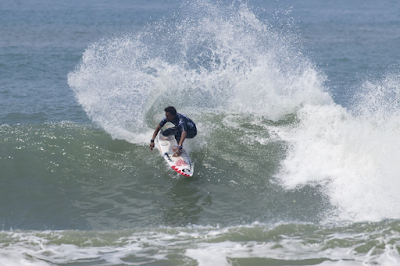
[{"left": 1, "top": 0, "right": 400, "bottom": 265}]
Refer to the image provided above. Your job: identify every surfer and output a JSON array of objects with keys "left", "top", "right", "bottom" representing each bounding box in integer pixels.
[{"left": 150, "top": 106, "right": 197, "bottom": 156}]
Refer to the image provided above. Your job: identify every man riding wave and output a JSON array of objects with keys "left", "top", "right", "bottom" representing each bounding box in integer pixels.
[{"left": 150, "top": 106, "right": 197, "bottom": 157}]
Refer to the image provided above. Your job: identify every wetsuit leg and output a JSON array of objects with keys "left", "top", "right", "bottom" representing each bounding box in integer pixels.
[
  {"left": 162, "top": 127, "right": 178, "bottom": 136},
  {"left": 186, "top": 125, "right": 197, "bottom": 139},
  {"left": 163, "top": 126, "right": 197, "bottom": 142},
  {"left": 162, "top": 127, "right": 181, "bottom": 142}
]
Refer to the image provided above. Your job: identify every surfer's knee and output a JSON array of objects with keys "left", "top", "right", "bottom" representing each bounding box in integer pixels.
[
  {"left": 187, "top": 130, "right": 197, "bottom": 139},
  {"left": 162, "top": 128, "right": 172, "bottom": 136}
]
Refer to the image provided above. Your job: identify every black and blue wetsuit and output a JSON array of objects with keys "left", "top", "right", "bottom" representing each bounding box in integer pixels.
[{"left": 159, "top": 113, "right": 197, "bottom": 143}]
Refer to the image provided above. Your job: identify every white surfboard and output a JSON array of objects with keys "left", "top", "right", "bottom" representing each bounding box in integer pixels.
[{"left": 156, "top": 130, "right": 194, "bottom": 177}]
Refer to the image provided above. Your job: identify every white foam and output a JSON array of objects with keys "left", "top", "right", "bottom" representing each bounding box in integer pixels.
[
  {"left": 277, "top": 71, "right": 400, "bottom": 222},
  {"left": 68, "top": 0, "right": 329, "bottom": 144},
  {"left": 1, "top": 224, "right": 400, "bottom": 266},
  {"left": 185, "top": 232, "right": 400, "bottom": 266}
]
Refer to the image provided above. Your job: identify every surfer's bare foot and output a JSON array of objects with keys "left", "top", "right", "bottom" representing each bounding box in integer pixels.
[{"left": 172, "top": 150, "right": 183, "bottom": 157}]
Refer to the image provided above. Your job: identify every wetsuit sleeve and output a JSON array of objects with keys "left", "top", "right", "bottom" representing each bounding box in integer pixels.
[{"left": 159, "top": 118, "right": 167, "bottom": 127}]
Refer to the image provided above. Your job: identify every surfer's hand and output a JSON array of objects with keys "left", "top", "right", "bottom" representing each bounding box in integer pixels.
[
  {"left": 150, "top": 142, "right": 155, "bottom": 150},
  {"left": 172, "top": 146, "right": 182, "bottom": 157},
  {"left": 172, "top": 145, "right": 182, "bottom": 153},
  {"left": 173, "top": 150, "right": 183, "bottom": 157}
]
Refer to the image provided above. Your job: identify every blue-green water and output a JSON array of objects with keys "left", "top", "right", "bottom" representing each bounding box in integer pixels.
[{"left": 1, "top": 0, "right": 400, "bottom": 265}]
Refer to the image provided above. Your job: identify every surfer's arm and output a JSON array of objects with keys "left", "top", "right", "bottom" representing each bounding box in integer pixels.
[
  {"left": 150, "top": 124, "right": 162, "bottom": 150},
  {"left": 178, "top": 131, "right": 187, "bottom": 147}
]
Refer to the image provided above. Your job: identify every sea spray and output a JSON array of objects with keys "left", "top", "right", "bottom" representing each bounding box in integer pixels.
[
  {"left": 68, "top": 0, "right": 330, "bottom": 144},
  {"left": 277, "top": 70, "right": 400, "bottom": 222}
]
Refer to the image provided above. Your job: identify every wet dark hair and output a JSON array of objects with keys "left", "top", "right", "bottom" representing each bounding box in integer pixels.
[{"left": 164, "top": 106, "right": 177, "bottom": 115}]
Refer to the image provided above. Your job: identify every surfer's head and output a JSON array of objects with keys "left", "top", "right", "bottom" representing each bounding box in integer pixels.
[{"left": 164, "top": 106, "right": 177, "bottom": 121}]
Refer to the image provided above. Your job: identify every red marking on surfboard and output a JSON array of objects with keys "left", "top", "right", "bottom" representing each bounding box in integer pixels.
[
  {"left": 175, "top": 159, "right": 188, "bottom": 167},
  {"left": 171, "top": 166, "right": 191, "bottom": 177}
]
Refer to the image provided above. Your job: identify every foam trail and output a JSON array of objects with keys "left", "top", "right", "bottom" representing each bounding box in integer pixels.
[{"left": 277, "top": 70, "right": 400, "bottom": 222}]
